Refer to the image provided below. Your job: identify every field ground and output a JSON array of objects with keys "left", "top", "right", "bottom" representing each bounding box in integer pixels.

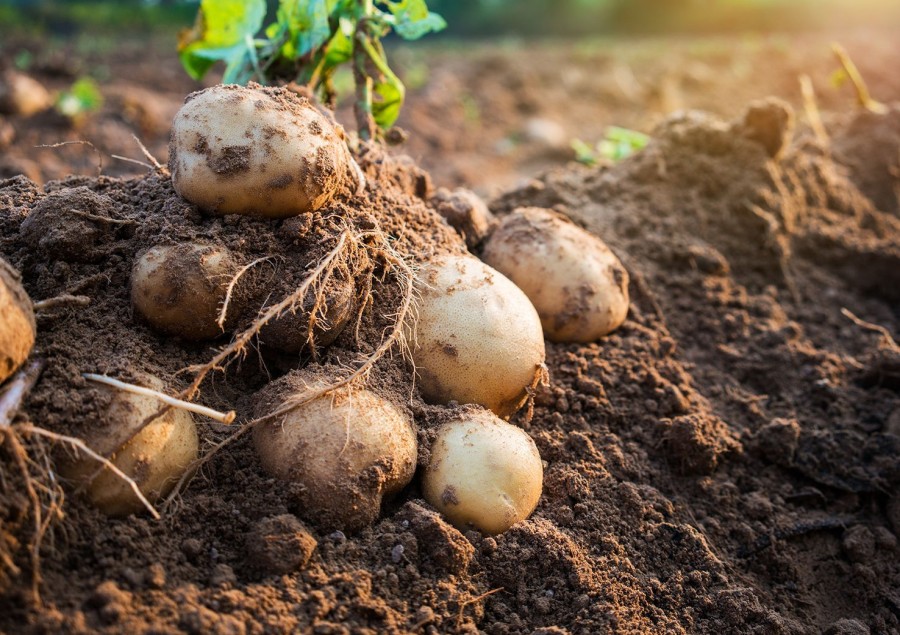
[{"left": 1, "top": 26, "right": 899, "bottom": 634}]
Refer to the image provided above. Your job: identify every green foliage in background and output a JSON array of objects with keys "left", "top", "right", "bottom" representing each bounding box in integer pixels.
[
  {"left": 573, "top": 126, "right": 649, "bottom": 166},
  {"left": 55, "top": 77, "right": 103, "bottom": 119},
  {"left": 178, "top": 0, "right": 445, "bottom": 133}
]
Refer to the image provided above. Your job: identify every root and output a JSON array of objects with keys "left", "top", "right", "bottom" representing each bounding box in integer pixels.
[
  {"left": 82, "top": 373, "right": 236, "bottom": 424},
  {"left": 831, "top": 43, "right": 887, "bottom": 115},
  {"left": 841, "top": 308, "right": 898, "bottom": 352},
  {"left": 18, "top": 425, "right": 160, "bottom": 520},
  {"left": 35, "top": 140, "right": 103, "bottom": 177},
  {"left": 180, "top": 231, "right": 352, "bottom": 401},
  {"left": 33, "top": 294, "right": 91, "bottom": 312},
  {"left": 134, "top": 134, "right": 164, "bottom": 169},
  {"left": 163, "top": 227, "right": 416, "bottom": 506},
  {"left": 0, "top": 361, "right": 63, "bottom": 605},
  {"left": 216, "top": 256, "right": 274, "bottom": 330},
  {"left": 456, "top": 587, "right": 503, "bottom": 629}
]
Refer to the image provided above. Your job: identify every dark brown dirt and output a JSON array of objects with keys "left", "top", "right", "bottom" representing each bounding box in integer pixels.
[{"left": 0, "top": 27, "right": 899, "bottom": 635}]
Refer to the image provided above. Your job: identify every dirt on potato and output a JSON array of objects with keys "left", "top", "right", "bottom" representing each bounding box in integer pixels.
[{"left": 0, "top": 27, "right": 899, "bottom": 635}]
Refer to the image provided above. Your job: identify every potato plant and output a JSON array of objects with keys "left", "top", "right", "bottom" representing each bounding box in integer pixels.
[{"left": 178, "top": 0, "right": 445, "bottom": 138}]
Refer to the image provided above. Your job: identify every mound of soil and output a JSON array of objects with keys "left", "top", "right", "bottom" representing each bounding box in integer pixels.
[{"left": 1, "top": 95, "right": 899, "bottom": 635}]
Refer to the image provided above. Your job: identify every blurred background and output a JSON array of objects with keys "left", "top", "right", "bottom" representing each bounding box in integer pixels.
[
  {"left": 1, "top": 0, "right": 899, "bottom": 193},
  {"left": 2, "top": 0, "right": 900, "bottom": 36}
]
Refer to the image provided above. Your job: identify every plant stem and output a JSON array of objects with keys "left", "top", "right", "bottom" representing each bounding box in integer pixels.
[
  {"left": 353, "top": 0, "right": 376, "bottom": 140},
  {"left": 832, "top": 43, "right": 888, "bottom": 115}
]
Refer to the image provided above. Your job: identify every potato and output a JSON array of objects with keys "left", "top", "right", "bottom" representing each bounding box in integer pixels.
[
  {"left": 423, "top": 410, "right": 543, "bottom": 535},
  {"left": 64, "top": 374, "right": 199, "bottom": 517},
  {"left": 259, "top": 273, "right": 356, "bottom": 354},
  {"left": 481, "top": 207, "right": 629, "bottom": 343},
  {"left": 408, "top": 254, "right": 545, "bottom": 418},
  {"left": 131, "top": 243, "right": 240, "bottom": 341},
  {"left": 253, "top": 370, "right": 417, "bottom": 532},
  {"left": 169, "top": 84, "right": 353, "bottom": 217},
  {"left": 0, "top": 71, "right": 52, "bottom": 117},
  {"left": 0, "top": 257, "right": 35, "bottom": 384}
]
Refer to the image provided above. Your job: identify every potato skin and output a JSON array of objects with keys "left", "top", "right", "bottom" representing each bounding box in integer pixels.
[
  {"left": 0, "top": 257, "right": 35, "bottom": 384},
  {"left": 481, "top": 207, "right": 629, "bottom": 343},
  {"left": 64, "top": 375, "right": 199, "bottom": 517},
  {"left": 253, "top": 371, "right": 417, "bottom": 532},
  {"left": 131, "top": 244, "right": 239, "bottom": 341},
  {"left": 259, "top": 273, "right": 356, "bottom": 354},
  {"left": 169, "top": 84, "right": 351, "bottom": 217},
  {"left": 423, "top": 410, "right": 543, "bottom": 535},
  {"left": 409, "top": 254, "right": 545, "bottom": 418}
]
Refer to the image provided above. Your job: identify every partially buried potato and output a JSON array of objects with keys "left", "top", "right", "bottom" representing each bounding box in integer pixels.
[
  {"left": 253, "top": 369, "right": 417, "bottom": 532},
  {"left": 423, "top": 410, "right": 543, "bottom": 535},
  {"left": 408, "top": 254, "right": 545, "bottom": 418},
  {"left": 63, "top": 373, "right": 199, "bottom": 517},
  {"left": 0, "top": 257, "right": 35, "bottom": 384},
  {"left": 481, "top": 207, "right": 629, "bottom": 343},
  {"left": 169, "top": 83, "right": 353, "bottom": 217},
  {"left": 131, "top": 243, "right": 242, "bottom": 341}
]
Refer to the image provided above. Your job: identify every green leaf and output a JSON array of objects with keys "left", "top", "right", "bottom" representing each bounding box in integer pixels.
[
  {"left": 178, "top": 0, "right": 267, "bottom": 81},
  {"left": 360, "top": 38, "right": 405, "bottom": 128},
  {"left": 571, "top": 138, "right": 597, "bottom": 166},
  {"left": 381, "top": 0, "right": 446, "bottom": 40},
  {"left": 598, "top": 126, "right": 649, "bottom": 162},
  {"left": 56, "top": 77, "right": 103, "bottom": 118},
  {"left": 372, "top": 74, "right": 405, "bottom": 128},
  {"left": 276, "top": 0, "right": 332, "bottom": 58},
  {"left": 322, "top": 19, "right": 354, "bottom": 68}
]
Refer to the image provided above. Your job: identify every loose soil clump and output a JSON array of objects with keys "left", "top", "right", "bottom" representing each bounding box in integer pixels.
[{"left": 0, "top": 94, "right": 899, "bottom": 635}]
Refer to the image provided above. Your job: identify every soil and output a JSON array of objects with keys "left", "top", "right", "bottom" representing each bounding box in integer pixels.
[{"left": 0, "top": 26, "right": 899, "bottom": 635}]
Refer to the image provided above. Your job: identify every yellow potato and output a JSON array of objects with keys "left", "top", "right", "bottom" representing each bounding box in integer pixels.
[
  {"left": 408, "top": 254, "right": 545, "bottom": 418},
  {"left": 0, "top": 257, "right": 35, "bottom": 384},
  {"left": 253, "top": 370, "right": 417, "bottom": 532},
  {"left": 482, "top": 207, "right": 629, "bottom": 342},
  {"left": 169, "top": 84, "right": 353, "bottom": 217},
  {"left": 131, "top": 243, "right": 239, "bottom": 341},
  {"left": 64, "top": 374, "right": 199, "bottom": 517},
  {"left": 423, "top": 410, "right": 543, "bottom": 535}
]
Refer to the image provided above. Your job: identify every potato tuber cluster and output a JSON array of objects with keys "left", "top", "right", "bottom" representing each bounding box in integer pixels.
[{"left": 25, "top": 80, "right": 640, "bottom": 540}]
